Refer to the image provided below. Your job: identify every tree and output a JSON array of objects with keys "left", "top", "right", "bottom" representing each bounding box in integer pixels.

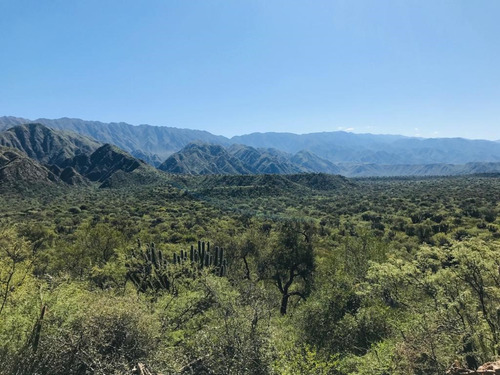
[{"left": 258, "top": 222, "right": 315, "bottom": 315}]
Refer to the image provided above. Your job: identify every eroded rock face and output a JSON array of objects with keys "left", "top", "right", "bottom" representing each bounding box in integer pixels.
[{"left": 447, "top": 360, "right": 500, "bottom": 374}]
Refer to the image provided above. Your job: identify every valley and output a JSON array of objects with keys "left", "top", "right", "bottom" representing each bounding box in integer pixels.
[
  {"left": 1, "top": 118, "right": 500, "bottom": 374},
  {"left": 3, "top": 2, "right": 499, "bottom": 373},
  {"left": 0, "top": 119, "right": 500, "bottom": 374}
]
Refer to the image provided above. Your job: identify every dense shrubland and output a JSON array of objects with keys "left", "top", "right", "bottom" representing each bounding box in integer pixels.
[{"left": 1, "top": 174, "right": 500, "bottom": 374}]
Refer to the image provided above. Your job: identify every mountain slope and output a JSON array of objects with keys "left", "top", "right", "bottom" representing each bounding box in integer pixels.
[
  {"left": 0, "top": 146, "right": 61, "bottom": 188},
  {"left": 0, "top": 123, "right": 160, "bottom": 187},
  {"left": 68, "top": 143, "right": 156, "bottom": 184},
  {"left": 232, "top": 131, "right": 500, "bottom": 165},
  {"left": 159, "top": 142, "right": 251, "bottom": 175},
  {"left": 160, "top": 142, "right": 348, "bottom": 176},
  {"left": 227, "top": 144, "right": 306, "bottom": 174},
  {"left": 3, "top": 116, "right": 500, "bottom": 175},
  {"left": 290, "top": 150, "right": 341, "bottom": 174},
  {"left": 160, "top": 142, "right": 329, "bottom": 175},
  {"left": 0, "top": 123, "right": 101, "bottom": 166},
  {"left": 47, "top": 165, "right": 89, "bottom": 185},
  {"left": 0, "top": 117, "right": 229, "bottom": 161}
]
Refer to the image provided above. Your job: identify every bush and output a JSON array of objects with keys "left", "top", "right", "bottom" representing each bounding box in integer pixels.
[{"left": 11, "top": 284, "right": 161, "bottom": 375}]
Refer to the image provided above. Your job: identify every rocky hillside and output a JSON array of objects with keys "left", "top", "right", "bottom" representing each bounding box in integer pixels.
[
  {"left": 0, "top": 123, "right": 160, "bottom": 187},
  {"left": 158, "top": 143, "right": 250, "bottom": 175},
  {"left": 69, "top": 144, "right": 147, "bottom": 183},
  {"left": 0, "top": 116, "right": 228, "bottom": 161},
  {"left": 0, "top": 146, "right": 60, "bottom": 188},
  {"left": 158, "top": 142, "right": 339, "bottom": 175},
  {"left": 0, "top": 123, "right": 100, "bottom": 166},
  {"left": 227, "top": 144, "right": 306, "bottom": 174}
]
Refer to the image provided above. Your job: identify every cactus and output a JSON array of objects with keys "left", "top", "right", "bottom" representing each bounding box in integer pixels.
[
  {"left": 126, "top": 240, "right": 172, "bottom": 293},
  {"left": 126, "top": 240, "right": 228, "bottom": 295},
  {"left": 185, "top": 241, "right": 227, "bottom": 277}
]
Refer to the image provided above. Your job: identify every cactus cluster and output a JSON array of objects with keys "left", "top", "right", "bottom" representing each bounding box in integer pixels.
[
  {"left": 182, "top": 240, "right": 227, "bottom": 277},
  {"left": 126, "top": 239, "right": 227, "bottom": 294},
  {"left": 127, "top": 240, "right": 170, "bottom": 293}
]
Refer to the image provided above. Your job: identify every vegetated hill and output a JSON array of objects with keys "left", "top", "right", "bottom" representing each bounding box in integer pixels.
[
  {"left": 68, "top": 144, "right": 159, "bottom": 186},
  {"left": 339, "top": 161, "right": 500, "bottom": 177},
  {"left": 0, "top": 146, "right": 61, "bottom": 188},
  {"left": 285, "top": 173, "right": 354, "bottom": 190},
  {"left": 174, "top": 173, "right": 354, "bottom": 199},
  {"left": 159, "top": 142, "right": 339, "bottom": 175},
  {"left": 0, "top": 123, "right": 161, "bottom": 187},
  {"left": 158, "top": 142, "right": 251, "bottom": 175},
  {"left": 0, "top": 116, "right": 229, "bottom": 161},
  {"left": 0, "top": 123, "right": 101, "bottom": 166},
  {"left": 98, "top": 165, "right": 166, "bottom": 188}
]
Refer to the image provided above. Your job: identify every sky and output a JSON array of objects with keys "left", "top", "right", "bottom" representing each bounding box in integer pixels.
[{"left": 1, "top": 1, "right": 499, "bottom": 140}]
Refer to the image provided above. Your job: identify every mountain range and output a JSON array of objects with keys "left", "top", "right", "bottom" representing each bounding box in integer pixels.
[
  {"left": 0, "top": 123, "right": 100, "bottom": 166},
  {"left": 158, "top": 143, "right": 313, "bottom": 175},
  {"left": 0, "top": 116, "right": 227, "bottom": 163},
  {"left": 0, "top": 123, "right": 160, "bottom": 188},
  {"left": 160, "top": 142, "right": 500, "bottom": 177},
  {"left": 1, "top": 116, "right": 500, "bottom": 178}
]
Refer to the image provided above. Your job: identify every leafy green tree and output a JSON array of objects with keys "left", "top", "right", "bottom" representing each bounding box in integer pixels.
[{"left": 258, "top": 222, "right": 315, "bottom": 315}]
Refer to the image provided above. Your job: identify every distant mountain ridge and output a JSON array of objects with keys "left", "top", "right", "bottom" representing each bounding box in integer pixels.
[
  {"left": 0, "top": 116, "right": 228, "bottom": 161},
  {"left": 157, "top": 141, "right": 500, "bottom": 177},
  {"left": 2, "top": 116, "right": 500, "bottom": 177},
  {"left": 232, "top": 131, "right": 500, "bottom": 164},
  {"left": 339, "top": 162, "right": 500, "bottom": 177}
]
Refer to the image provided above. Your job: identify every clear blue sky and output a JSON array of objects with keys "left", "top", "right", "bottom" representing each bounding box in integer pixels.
[{"left": 1, "top": 0, "right": 499, "bottom": 139}]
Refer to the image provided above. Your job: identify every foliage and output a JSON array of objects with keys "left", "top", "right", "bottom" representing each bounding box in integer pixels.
[{"left": 1, "top": 174, "right": 500, "bottom": 374}]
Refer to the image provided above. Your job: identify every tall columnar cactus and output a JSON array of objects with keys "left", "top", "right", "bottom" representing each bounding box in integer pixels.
[
  {"left": 187, "top": 241, "right": 227, "bottom": 277},
  {"left": 126, "top": 240, "right": 227, "bottom": 294},
  {"left": 127, "top": 240, "right": 171, "bottom": 293}
]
